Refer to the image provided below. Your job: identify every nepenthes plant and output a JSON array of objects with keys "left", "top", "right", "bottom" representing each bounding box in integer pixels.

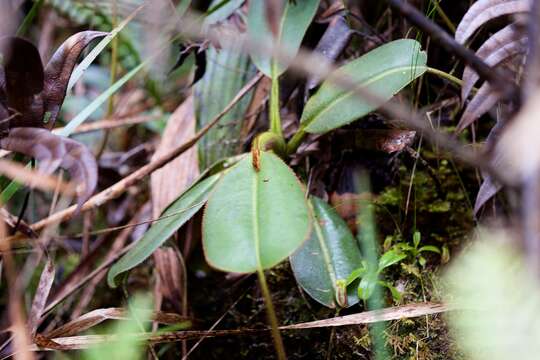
[{"left": 0, "top": 31, "right": 106, "bottom": 209}]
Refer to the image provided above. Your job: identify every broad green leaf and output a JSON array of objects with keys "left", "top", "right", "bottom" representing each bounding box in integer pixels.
[
  {"left": 358, "top": 272, "right": 378, "bottom": 300},
  {"left": 107, "top": 174, "right": 222, "bottom": 287},
  {"left": 203, "top": 151, "right": 310, "bottom": 273},
  {"left": 290, "top": 197, "right": 363, "bottom": 308},
  {"left": 377, "top": 250, "right": 407, "bottom": 273},
  {"left": 301, "top": 39, "right": 427, "bottom": 134},
  {"left": 247, "top": 0, "right": 320, "bottom": 77}
]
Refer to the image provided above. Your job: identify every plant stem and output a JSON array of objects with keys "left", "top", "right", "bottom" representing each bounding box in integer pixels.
[
  {"left": 270, "top": 72, "right": 283, "bottom": 137},
  {"left": 257, "top": 268, "right": 287, "bottom": 360},
  {"left": 286, "top": 128, "right": 306, "bottom": 155},
  {"left": 431, "top": 0, "right": 456, "bottom": 33},
  {"left": 426, "top": 67, "right": 463, "bottom": 88}
]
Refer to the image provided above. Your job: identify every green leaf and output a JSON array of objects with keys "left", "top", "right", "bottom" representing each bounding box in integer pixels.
[
  {"left": 413, "top": 231, "right": 421, "bottom": 248},
  {"left": 107, "top": 174, "right": 222, "bottom": 288},
  {"left": 358, "top": 272, "right": 378, "bottom": 300},
  {"left": 418, "top": 245, "right": 441, "bottom": 254},
  {"left": 203, "top": 151, "right": 310, "bottom": 273},
  {"left": 301, "top": 39, "right": 427, "bottom": 134},
  {"left": 377, "top": 250, "right": 407, "bottom": 273},
  {"left": 346, "top": 264, "right": 368, "bottom": 286},
  {"left": 290, "top": 197, "right": 363, "bottom": 308},
  {"left": 247, "top": 0, "right": 320, "bottom": 77},
  {"left": 195, "top": 45, "right": 255, "bottom": 168},
  {"left": 378, "top": 280, "right": 402, "bottom": 302}
]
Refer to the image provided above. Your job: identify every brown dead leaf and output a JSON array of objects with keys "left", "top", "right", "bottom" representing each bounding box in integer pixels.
[
  {"left": 45, "top": 307, "right": 189, "bottom": 338},
  {"left": 151, "top": 95, "right": 199, "bottom": 217}
]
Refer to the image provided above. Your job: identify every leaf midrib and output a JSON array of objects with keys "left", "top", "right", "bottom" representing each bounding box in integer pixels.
[
  {"left": 303, "top": 65, "right": 426, "bottom": 130},
  {"left": 311, "top": 203, "right": 338, "bottom": 302}
]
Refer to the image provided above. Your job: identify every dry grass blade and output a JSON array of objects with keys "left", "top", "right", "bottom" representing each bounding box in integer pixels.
[
  {"left": 458, "top": 83, "right": 501, "bottom": 132},
  {"left": 45, "top": 308, "right": 189, "bottom": 338},
  {"left": 18, "top": 303, "right": 450, "bottom": 354},
  {"left": 28, "top": 259, "right": 55, "bottom": 335},
  {"left": 0, "top": 159, "right": 74, "bottom": 195},
  {"left": 280, "top": 303, "right": 450, "bottom": 329},
  {"left": 455, "top": 0, "right": 529, "bottom": 44},
  {"left": 462, "top": 24, "right": 526, "bottom": 99}
]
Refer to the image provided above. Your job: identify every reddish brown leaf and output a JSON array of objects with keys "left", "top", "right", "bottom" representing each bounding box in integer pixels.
[
  {"left": 45, "top": 308, "right": 189, "bottom": 338},
  {"left": 43, "top": 31, "right": 107, "bottom": 127}
]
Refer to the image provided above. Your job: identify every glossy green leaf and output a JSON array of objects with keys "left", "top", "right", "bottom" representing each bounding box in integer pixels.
[
  {"left": 377, "top": 250, "right": 407, "bottom": 273},
  {"left": 301, "top": 39, "right": 427, "bottom": 134},
  {"left": 107, "top": 174, "right": 222, "bottom": 287},
  {"left": 419, "top": 245, "right": 441, "bottom": 254},
  {"left": 247, "top": 0, "right": 320, "bottom": 77},
  {"left": 290, "top": 197, "right": 363, "bottom": 308},
  {"left": 203, "top": 152, "right": 310, "bottom": 273},
  {"left": 358, "top": 272, "right": 378, "bottom": 300}
]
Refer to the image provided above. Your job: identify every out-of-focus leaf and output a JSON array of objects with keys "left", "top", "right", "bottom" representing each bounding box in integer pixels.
[
  {"left": 301, "top": 39, "right": 427, "bottom": 134},
  {"left": 203, "top": 152, "right": 310, "bottom": 273},
  {"left": 455, "top": 0, "right": 528, "bottom": 44},
  {"left": 290, "top": 197, "right": 363, "bottom": 308},
  {"left": 457, "top": 82, "right": 500, "bottom": 132},
  {"left": 461, "top": 24, "right": 523, "bottom": 100},
  {"left": 306, "top": 16, "right": 353, "bottom": 91},
  {"left": 195, "top": 44, "right": 255, "bottom": 168},
  {"left": 81, "top": 295, "right": 151, "bottom": 360},
  {"left": 445, "top": 232, "right": 540, "bottom": 360},
  {"left": 474, "top": 176, "right": 502, "bottom": 215},
  {"left": 247, "top": 0, "right": 320, "bottom": 77},
  {"left": 108, "top": 174, "right": 222, "bottom": 288},
  {"left": 0, "top": 128, "right": 97, "bottom": 208},
  {"left": 204, "top": 0, "right": 245, "bottom": 27}
]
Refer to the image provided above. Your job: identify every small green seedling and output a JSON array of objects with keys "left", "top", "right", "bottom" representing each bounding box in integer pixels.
[
  {"left": 346, "top": 249, "right": 407, "bottom": 302},
  {"left": 394, "top": 231, "right": 441, "bottom": 267}
]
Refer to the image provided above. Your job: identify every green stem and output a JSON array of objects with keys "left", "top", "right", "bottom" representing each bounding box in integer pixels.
[
  {"left": 432, "top": 1, "right": 456, "bottom": 33},
  {"left": 270, "top": 74, "right": 283, "bottom": 137},
  {"left": 426, "top": 67, "right": 463, "bottom": 88},
  {"left": 286, "top": 128, "right": 306, "bottom": 155},
  {"left": 257, "top": 268, "right": 287, "bottom": 360}
]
